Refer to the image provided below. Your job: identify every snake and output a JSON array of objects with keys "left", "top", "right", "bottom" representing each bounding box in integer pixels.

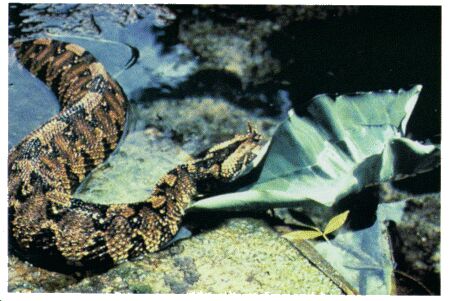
[{"left": 8, "top": 38, "right": 263, "bottom": 271}]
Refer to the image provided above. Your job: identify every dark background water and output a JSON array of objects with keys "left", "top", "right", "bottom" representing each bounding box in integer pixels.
[
  {"left": 269, "top": 6, "right": 441, "bottom": 143},
  {"left": 157, "top": 5, "right": 441, "bottom": 143}
]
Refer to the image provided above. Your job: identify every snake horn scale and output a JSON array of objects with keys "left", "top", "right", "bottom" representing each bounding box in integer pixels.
[{"left": 8, "top": 38, "right": 263, "bottom": 271}]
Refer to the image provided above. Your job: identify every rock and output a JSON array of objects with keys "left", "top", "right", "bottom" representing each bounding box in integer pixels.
[
  {"left": 173, "top": 5, "right": 358, "bottom": 87},
  {"left": 8, "top": 256, "right": 77, "bottom": 293},
  {"left": 63, "top": 218, "right": 342, "bottom": 294},
  {"left": 9, "top": 218, "right": 342, "bottom": 293},
  {"left": 396, "top": 194, "right": 440, "bottom": 294},
  {"left": 379, "top": 182, "right": 440, "bottom": 294}
]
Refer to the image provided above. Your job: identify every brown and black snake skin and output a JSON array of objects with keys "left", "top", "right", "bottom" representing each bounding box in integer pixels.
[{"left": 9, "top": 38, "right": 263, "bottom": 271}]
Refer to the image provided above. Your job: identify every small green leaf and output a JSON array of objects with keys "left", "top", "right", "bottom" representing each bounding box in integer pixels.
[
  {"left": 323, "top": 210, "right": 350, "bottom": 235},
  {"left": 283, "top": 229, "right": 323, "bottom": 241}
]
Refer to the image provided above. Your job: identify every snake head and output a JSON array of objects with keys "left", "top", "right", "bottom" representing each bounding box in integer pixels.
[{"left": 191, "top": 123, "right": 265, "bottom": 182}]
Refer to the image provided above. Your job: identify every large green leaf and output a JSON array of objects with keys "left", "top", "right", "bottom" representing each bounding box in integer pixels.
[{"left": 188, "top": 85, "right": 440, "bottom": 211}]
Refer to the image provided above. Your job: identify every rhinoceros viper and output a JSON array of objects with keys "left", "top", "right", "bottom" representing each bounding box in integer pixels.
[{"left": 9, "top": 38, "right": 263, "bottom": 271}]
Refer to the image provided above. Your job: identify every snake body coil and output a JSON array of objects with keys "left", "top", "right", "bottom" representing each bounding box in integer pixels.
[{"left": 9, "top": 39, "right": 262, "bottom": 271}]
